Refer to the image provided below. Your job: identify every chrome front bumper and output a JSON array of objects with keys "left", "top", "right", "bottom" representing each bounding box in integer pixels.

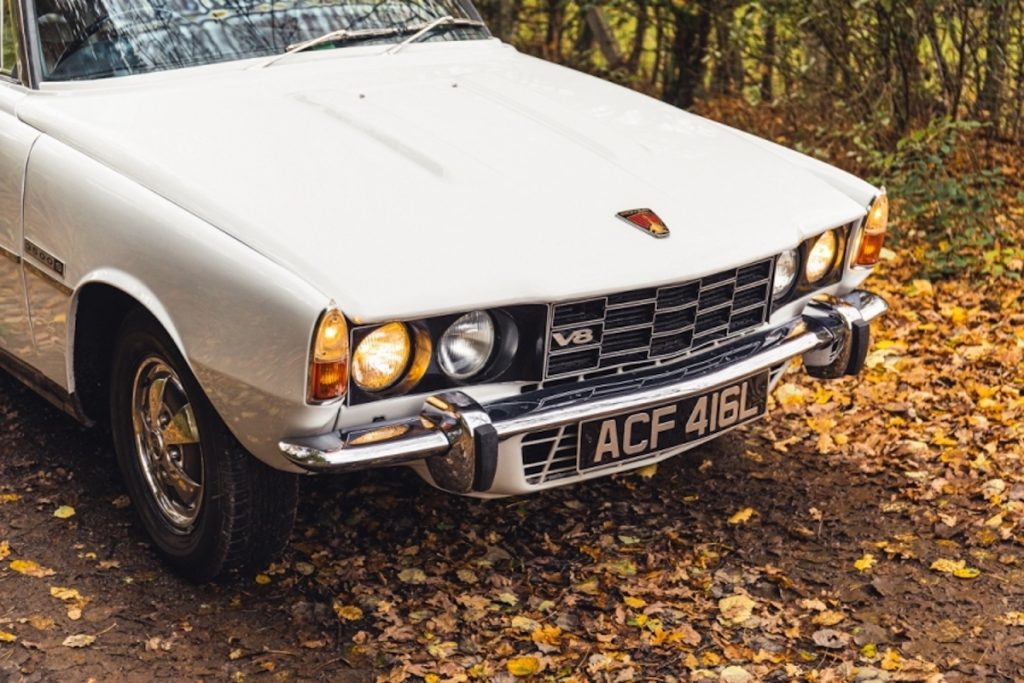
[{"left": 279, "top": 290, "right": 887, "bottom": 493}]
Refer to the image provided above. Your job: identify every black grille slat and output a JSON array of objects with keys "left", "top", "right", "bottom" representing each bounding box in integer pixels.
[
  {"left": 605, "top": 303, "right": 656, "bottom": 330},
  {"left": 553, "top": 300, "right": 605, "bottom": 327},
  {"left": 653, "top": 307, "right": 697, "bottom": 334},
  {"left": 544, "top": 258, "right": 774, "bottom": 380},
  {"left": 657, "top": 283, "right": 700, "bottom": 309}
]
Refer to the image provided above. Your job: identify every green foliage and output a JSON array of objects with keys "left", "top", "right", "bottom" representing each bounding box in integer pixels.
[{"left": 868, "top": 119, "right": 1007, "bottom": 278}]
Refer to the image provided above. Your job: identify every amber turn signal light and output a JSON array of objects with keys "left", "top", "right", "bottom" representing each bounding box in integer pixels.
[
  {"left": 310, "top": 308, "right": 349, "bottom": 402},
  {"left": 856, "top": 192, "right": 889, "bottom": 267}
]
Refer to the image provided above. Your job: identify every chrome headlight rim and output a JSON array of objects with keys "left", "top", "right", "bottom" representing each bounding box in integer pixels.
[{"left": 438, "top": 310, "right": 498, "bottom": 381}]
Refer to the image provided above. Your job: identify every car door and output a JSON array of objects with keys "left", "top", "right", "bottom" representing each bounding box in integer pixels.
[{"left": 0, "top": 0, "right": 40, "bottom": 363}]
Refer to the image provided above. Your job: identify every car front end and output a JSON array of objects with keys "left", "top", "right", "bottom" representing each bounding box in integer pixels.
[{"left": 281, "top": 195, "right": 890, "bottom": 496}]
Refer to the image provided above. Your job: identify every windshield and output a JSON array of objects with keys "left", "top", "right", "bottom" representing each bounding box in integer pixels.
[{"left": 34, "top": 0, "right": 488, "bottom": 81}]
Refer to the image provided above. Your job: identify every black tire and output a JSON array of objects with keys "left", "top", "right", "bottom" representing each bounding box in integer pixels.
[{"left": 109, "top": 309, "right": 298, "bottom": 581}]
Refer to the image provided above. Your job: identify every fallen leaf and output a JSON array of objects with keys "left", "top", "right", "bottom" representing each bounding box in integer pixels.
[
  {"left": 10, "top": 560, "right": 55, "bottom": 578},
  {"left": 854, "top": 554, "right": 877, "bottom": 572},
  {"left": 53, "top": 506, "right": 76, "bottom": 520},
  {"left": 398, "top": 568, "right": 427, "bottom": 584},
  {"left": 728, "top": 507, "right": 756, "bottom": 525},
  {"left": 333, "top": 602, "right": 363, "bottom": 621},
  {"left": 511, "top": 616, "right": 539, "bottom": 633},
  {"left": 930, "top": 558, "right": 981, "bottom": 578},
  {"left": 623, "top": 596, "right": 646, "bottom": 609},
  {"left": 636, "top": 464, "right": 658, "bottom": 479},
  {"left": 254, "top": 574, "right": 271, "bottom": 585},
  {"left": 50, "top": 586, "right": 83, "bottom": 602},
  {"left": 0, "top": 541, "right": 9, "bottom": 561},
  {"left": 62, "top": 634, "right": 96, "bottom": 648},
  {"left": 812, "top": 628, "right": 849, "bottom": 649},
  {"left": 0, "top": 631, "right": 16, "bottom": 643},
  {"left": 0, "top": 494, "right": 20, "bottom": 504},
  {"left": 718, "top": 594, "right": 756, "bottom": 626},
  {"left": 507, "top": 656, "right": 541, "bottom": 676},
  {"left": 999, "top": 612, "right": 1024, "bottom": 626},
  {"left": 812, "top": 610, "right": 845, "bottom": 626},
  {"left": 880, "top": 648, "right": 903, "bottom": 671}
]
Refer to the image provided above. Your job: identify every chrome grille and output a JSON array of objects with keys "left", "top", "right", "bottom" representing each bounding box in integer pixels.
[{"left": 544, "top": 259, "right": 774, "bottom": 381}]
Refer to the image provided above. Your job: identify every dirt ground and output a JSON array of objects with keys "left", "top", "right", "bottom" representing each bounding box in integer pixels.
[{"left": 1, "top": 271, "right": 1023, "bottom": 683}]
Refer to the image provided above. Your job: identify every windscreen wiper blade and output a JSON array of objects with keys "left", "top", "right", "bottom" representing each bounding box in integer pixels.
[
  {"left": 261, "top": 26, "right": 401, "bottom": 67},
  {"left": 385, "top": 16, "right": 487, "bottom": 55}
]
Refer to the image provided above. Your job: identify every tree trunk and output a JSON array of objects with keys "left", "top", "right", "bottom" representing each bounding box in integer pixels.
[
  {"left": 977, "top": 0, "right": 1010, "bottom": 131},
  {"left": 760, "top": 6, "right": 776, "bottom": 102},
  {"left": 664, "top": 3, "right": 711, "bottom": 109}
]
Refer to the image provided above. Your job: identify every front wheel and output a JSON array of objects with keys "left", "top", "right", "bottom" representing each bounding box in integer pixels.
[{"left": 109, "top": 310, "right": 298, "bottom": 581}]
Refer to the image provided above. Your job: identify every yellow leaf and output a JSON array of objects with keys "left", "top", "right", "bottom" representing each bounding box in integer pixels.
[
  {"left": 531, "top": 625, "right": 561, "bottom": 647},
  {"left": 728, "top": 507, "right": 755, "bottom": 525},
  {"left": 910, "top": 279, "right": 933, "bottom": 297},
  {"left": 0, "top": 494, "right": 20, "bottom": 504},
  {"left": 861, "top": 642, "right": 877, "bottom": 658},
  {"left": 952, "top": 566, "right": 981, "bottom": 579},
  {"left": 718, "top": 594, "right": 756, "bottom": 626},
  {"left": 636, "top": 464, "right": 658, "bottom": 479},
  {"left": 623, "top": 596, "right": 646, "bottom": 609},
  {"left": 50, "top": 587, "right": 83, "bottom": 602},
  {"left": 507, "top": 655, "right": 541, "bottom": 677},
  {"left": 930, "top": 558, "right": 979, "bottom": 578},
  {"left": 880, "top": 648, "right": 903, "bottom": 671},
  {"left": 332, "top": 602, "right": 363, "bottom": 621},
  {"left": 10, "top": 559, "right": 55, "bottom": 578},
  {"left": 53, "top": 506, "right": 76, "bottom": 520},
  {"left": 812, "top": 610, "right": 845, "bottom": 626},
  {"left": 854, "top": 554, "right": 876, "bottom": 572},
  {"left": 0, "top": 541, "right": 9, "bottom": 561},
  {"left": 254, "top": 574, "right": 271, "bottom": 585},
  {"left": 999, "top": 612, "right": 1024, "bottom": 626},
  {"left": 0, "top": 631, "right": 16, "bottom": 643},
  {"left": 425, "top": 675, "right": 440, "bottom": 683}
]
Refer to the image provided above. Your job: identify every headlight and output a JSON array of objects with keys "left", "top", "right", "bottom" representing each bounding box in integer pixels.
[
  {"left": 773, "top": 249, "right": 799, "bottom": 297},
  {"left": 805, "top": 230, "right": 839, "bottom": 283},
  {"left": 438, "top": 311, "right": 496, "bottom": 380},
  {"left": 309, "top": 308, "right": 348, "bottom": 402},
  {"left": 855, "top": 192, "right": 889, "bottom": 267},
  {"left": 352, "top": 322, "right": 412, "bottom": 392}
]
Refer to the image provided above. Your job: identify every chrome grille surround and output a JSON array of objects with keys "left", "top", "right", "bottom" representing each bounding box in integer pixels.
[{"left": 543, "top": 258, "right": 775, "bottom": 382}]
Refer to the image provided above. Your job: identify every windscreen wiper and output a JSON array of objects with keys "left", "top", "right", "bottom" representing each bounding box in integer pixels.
[
  {"left": 384, "top": 16, "right": 487, "bottom": 55},
  {"left": 261, "top": 26, "right": 402, "bottom": 67}
]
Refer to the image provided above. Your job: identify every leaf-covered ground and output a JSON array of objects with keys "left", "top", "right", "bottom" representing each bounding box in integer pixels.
[{"left": 1, "top": 141, "right": 1023, "bottom": 683}]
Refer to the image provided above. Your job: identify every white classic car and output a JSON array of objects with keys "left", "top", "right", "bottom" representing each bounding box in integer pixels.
[{"left": 0, "top": 0, "right": 888, "bottom": 579}]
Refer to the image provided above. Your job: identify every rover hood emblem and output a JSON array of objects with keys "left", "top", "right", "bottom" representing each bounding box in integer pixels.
[{"left": 617, "top": 209, "right": 670, "bottom": 238}]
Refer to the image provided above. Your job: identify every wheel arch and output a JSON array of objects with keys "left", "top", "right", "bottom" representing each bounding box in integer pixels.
[{"left": 69, "top": 273, "right": 188, "bottom": 425}]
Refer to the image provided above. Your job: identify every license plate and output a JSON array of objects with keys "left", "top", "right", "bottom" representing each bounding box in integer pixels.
[{"left": 577, "top": 372, "right": 769, "bottom": 472}]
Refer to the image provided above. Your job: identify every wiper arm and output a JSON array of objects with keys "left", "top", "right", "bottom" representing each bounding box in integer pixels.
[
  {"left": 261, "top": 26, "right": 401, "bottom": 68},
  {"left": 384, "top": 16, "right": 487, "bottom": 55}
]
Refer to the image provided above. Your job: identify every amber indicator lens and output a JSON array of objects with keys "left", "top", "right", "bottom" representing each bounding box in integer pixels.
[
  {"left": 856, "top": 193, "right": 889, "bottom": 267},
  {"left": 311, "top": 309, "right": 349, "bottom": 402}
]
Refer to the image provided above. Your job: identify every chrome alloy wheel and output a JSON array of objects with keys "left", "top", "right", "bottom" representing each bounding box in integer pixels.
[{"left": 130, "top": 357, "right": 204, "bottom": 533}]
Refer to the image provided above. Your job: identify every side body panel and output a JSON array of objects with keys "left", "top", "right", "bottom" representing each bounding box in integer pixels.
[
  {"left": 22, "top": 135, "right": 341, "bottom": 468},
  {"left": 0, "top": 84, "right": 36, "bottom": 361}
]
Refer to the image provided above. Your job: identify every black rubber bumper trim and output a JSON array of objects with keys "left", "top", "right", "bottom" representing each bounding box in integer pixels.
[
  {"left": 845, "top": 319, "right": 870, "bottom": 376},
  {"left": 472, "top": 423, "right": 499, "bottom": 491}
]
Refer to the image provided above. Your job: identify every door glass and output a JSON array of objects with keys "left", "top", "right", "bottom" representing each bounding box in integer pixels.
[{"left": 1, "top": 0, "right": 20, "bottom": 79}]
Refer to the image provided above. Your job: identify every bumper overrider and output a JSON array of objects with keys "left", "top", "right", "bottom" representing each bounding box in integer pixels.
[{"left": 279, "top": 290, "right": 887, "bottom": 493}]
